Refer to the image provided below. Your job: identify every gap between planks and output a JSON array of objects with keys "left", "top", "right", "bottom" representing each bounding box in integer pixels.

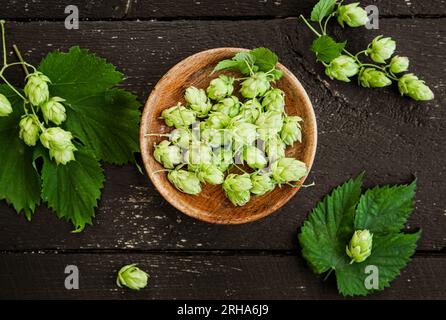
[
  {"left": 0, "top": 249, "right": 445, "bottom": 257},
  {"left": 2, "top": 14, "right": 446, "bottom": 23}
]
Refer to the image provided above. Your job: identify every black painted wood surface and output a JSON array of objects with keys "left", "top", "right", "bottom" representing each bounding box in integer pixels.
[{"left": 0, "top": 0, "right": 445, "bottom": 299}]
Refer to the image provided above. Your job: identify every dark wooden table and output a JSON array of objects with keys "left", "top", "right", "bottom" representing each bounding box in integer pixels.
[{"left": 0, "top": 0, "right": 445, "bottom": 300}]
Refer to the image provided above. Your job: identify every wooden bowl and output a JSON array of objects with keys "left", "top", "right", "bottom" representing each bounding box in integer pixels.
[{"left": 140, "top": 48, "right": 317, "bottom": 224}]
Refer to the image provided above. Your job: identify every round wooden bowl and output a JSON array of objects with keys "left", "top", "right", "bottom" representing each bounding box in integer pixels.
[{"left": 140, "top": 48, "right": 317, "bottom": 224}]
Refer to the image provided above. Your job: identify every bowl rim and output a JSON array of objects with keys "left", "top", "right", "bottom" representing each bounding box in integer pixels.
[{"left": 140, "top": 47, "right": 318, "bottom": 224}]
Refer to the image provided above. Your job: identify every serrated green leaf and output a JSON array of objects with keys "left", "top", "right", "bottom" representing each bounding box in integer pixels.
[
  {"left": 39, "top": 146, "right": 105, "bottom": 231},
  {"left": 299, "top": 173, "right": 363, "bottom": 273},
  {"left": 311, "top": 0, "right": 337, "bottom": 22},
  {"left": 0, "top": 85, "right": 41, "bottom": 220},
  {"left": 64, "top": 88, "right": 140, "bottom": 164},
  {"left": 235, "top": 51, "right": 256, "bottom": 75},
  {"left": 336, "top": 232, "right": 421, "bottom": 296},
  {"left": 355, "top": 180, "right": 416, "bottom": 234},
  {"left": 213, "top": 59, "right": 241, "bottom": 73},
  {"left": 311, "top": 35, "right": 346, "bottom": 63},
  {"left": 38, "top": 46, "right": 141, "bottom": 164},
  {"left": 300, "top": 173, "right": 421, "bottom": 296},
  {"left": 250, "top": 47, "right": 278, "bottom": 72}
]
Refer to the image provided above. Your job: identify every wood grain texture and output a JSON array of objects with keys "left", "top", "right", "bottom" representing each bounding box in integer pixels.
[
  {"left": 141, "top": 47, "right": 317, "bottom": 224},
  {"left": 2, "top": 0, "right": 445, "bottom": 19},
  {"left": 1, "top": 252, "right": 445, "bottom": 299},
  {"left": 0, "top": 18, "right": 444, "bottom": 251}
]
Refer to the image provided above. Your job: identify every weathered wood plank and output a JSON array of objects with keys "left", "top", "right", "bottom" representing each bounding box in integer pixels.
[
  {"left": 0, "top": 18, "right": 444, "bottom": 251},
  {"left": 0, "top": 252, "right": 445, "bottom": 299},
  {"left": 2, "top": 0, "right": 446, "bottom": 19}
]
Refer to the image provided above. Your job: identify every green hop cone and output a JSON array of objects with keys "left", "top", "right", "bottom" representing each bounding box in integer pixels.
[
  {"left": 153, "top": 140, "right": 182, "bottom": 169},
  {"left": 201, "top": 124, "right": 231, "bottom": 148},
  {"left": 250, "top": 172, "right": 275, "bottom": 196},
  {"left": 281, "top": 116, "right": 303, "bottom": 146},
  {"left": 24, "top": 71, "right": 51, "bottom": 106},
  {"left": 184, "top": 86, "right": 212, "bottom": 117},
  {"left": 49, "top": 147, "right": 76, "bottom": 165},
  {"left": 264, "top": 135, "right": 286, "bottom": 162},
  {"left": 207, "top": 75, "right": 235, "bottom": 100},
  {"left": 337, "top": 3, "right": 368, "bottom": 28},
  {"left": 167, "top": 169, "right": 201, "bottom": 195},
  {"left": 40, "top": 127, "right": 76, "bottom": 165},
  {"left": 389, "top": 55, "right": 409, "bottom": 74},
  {"left": 223, "top": 173, "right": 253, "bottom": 206},
  {"left": 230, "top": 121, "right": 258, "bottom": 152},
  {"left": 239, "top": 99, "right": 262, "bottom": 124},
  {"left": 19, "top": 115, "right": 40, "bottom": 146},
  {"left": 196, "top": 164, "right": 225, "bottom": 185},
  {"left": 0, "top": 93, "right": 12, "bottom": 117},
  {"left": 346, "top": 230, "right": 373, "bottom": 264},
  {"left": 161, "top": 103, "right": 196, "bottom": 128},
  {"left": 243, "top": 145, "right": 267, "bottom": 170},
  {"left": 212, "top": 96, "right": 240, "bottom": 118},
  {"left": 398, "top": 73, "right": 434, "bottom": 101},
  {"left": 205, "top": 111, "right": 231, "bottom": 129},
  {"left": 170, "top": 127, "right": 192, "bottom": 149},
  {"left": 116, "top": 264, "right": 149, "bottom": 290},
  {"left": 359, "top": 68, "right": 392, "bottom": 88},
  {"left": 212, "top": 147, "right": 233, "bottom": 172},
  {"left": 184, "top": 142, "right": 213, "bottom": 165},
  {"left": 325, "top": 55, "right": 359, "bottom": 82},
  {"left": 256, "top": 111, "right": 283, "bottom": 141},
  {"left": 367, "top": 35, "right": 396, "bottom": 64},
  {"left": 271, "top": 157, "right": 307, "bottom": 185},
  {"left": 41, "top": 96, "right": 67, "bottom": 125},
  {"left": 262, "top": 88, "right": 285, "bottom": 113},
  {"left": 240, "top": 72, "right": 271, "bottom": 98}
]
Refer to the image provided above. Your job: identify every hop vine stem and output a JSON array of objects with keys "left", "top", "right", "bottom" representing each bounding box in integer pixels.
[
  {"left": 300, "top": 12, "right": 402, "bottom": 83},
  {"left": 1, "top": 20, "right": 7, "bottom": 66}
]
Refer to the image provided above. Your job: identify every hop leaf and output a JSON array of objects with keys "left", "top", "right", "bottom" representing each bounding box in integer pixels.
[
  {"left": 38, "top": 46, "right": 141, "bottom": 165},
  {"left": 299, "top": 174, "right": 421, "bottom": 296},
  {"left": 311, "top": 0, "right": 337, "bottom": 22},
  {"left": 311, "top": 35, "right": 346, "bottom": 63}
]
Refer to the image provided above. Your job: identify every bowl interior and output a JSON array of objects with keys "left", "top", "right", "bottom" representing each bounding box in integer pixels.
[{"left": 140, "top": 48, "right": 317, "bottom": 224}]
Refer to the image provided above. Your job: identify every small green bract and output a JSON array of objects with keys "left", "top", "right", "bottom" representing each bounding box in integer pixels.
[
  {"left": 299, "top": 173, "right": 421, "bottom": 296},
  {"left": 147, "top": 48, "right": 308, "bottom": 206}
]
